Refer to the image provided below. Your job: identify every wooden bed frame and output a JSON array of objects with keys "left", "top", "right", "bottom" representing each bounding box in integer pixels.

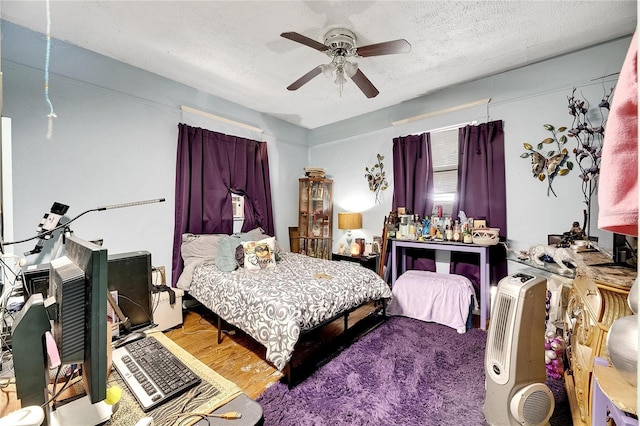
[{"left": 216, "top": 298, "right": 388, "bottom": 387}]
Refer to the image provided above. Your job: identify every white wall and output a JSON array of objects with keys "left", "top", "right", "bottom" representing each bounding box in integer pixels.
[
  {"left": 1, "top": 21, "right": 307, "bottom": 280},
  {"left": 310, "top": 36, "right": 633, "bottom": 259}
]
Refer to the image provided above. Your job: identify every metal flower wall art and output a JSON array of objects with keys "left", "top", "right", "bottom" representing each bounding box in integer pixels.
[
  {"left": 521, "top": 124, "right": 572, "bottom": 197},
  {"left": 520, "top": 85, "right": 614, "bottom": 199},
  {"left": 365, "top": 153, "right": 389, "bottom": 203}
]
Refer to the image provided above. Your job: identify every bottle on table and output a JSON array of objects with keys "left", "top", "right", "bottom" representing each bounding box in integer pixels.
[{"left": 453, "top": 221, "right": 461, "bottom": 242}]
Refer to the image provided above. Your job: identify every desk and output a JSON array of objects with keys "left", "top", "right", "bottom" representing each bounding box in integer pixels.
[
  {"left": 0, "top": 333, "right": 264, "bottom": 426},
  {"left": 390, "top": 239, "right": 490, "bottom": 330},
  {"left": 201, "top": 394, "right": 264, "bottom": 426},
  {"left": 109, "top": 333, "right": 263, "bottom": 425}
]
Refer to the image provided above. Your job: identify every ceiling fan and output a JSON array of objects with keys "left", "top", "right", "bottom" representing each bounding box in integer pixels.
[{"left": 281, "top": 28, "right": 411, "bottom": 98}]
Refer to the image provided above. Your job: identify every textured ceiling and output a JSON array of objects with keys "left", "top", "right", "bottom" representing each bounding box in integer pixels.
[{"left": 1, "top": 1, "right": 637, "bottom": 129}]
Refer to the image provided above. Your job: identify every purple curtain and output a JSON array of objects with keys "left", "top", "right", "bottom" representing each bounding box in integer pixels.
[
  {"left": 391, "top": 133, "right": 435, "bottom": 271},
  {"left": 450, "top": 120, "right": 508, "bottom": 291},
  {"left": 171, "top": 123, "right": 275, "bottom": 285}
]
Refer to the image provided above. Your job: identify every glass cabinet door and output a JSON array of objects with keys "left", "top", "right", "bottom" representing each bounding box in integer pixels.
[{"left": 297, "top": 178, "right": 332, "bottom": 259}]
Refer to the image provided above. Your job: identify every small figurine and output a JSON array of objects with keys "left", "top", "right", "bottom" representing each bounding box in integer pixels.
[
  {"left": 338, "top": 242, "right": 345, "bottom": 254},
  {"left": 569, "top": 221, "right": 584, "bottom": 239},
  {"left": 557, "top": 221, "right": 585, "bottom": 247}
]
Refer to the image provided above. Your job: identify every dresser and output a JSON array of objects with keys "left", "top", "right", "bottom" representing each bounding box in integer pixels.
[{"left": 563, "top": 251, "right": 636, "bottom": 425}]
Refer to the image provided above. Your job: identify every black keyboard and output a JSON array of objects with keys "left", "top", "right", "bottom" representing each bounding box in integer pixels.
[{"left": 112, "top": 335, "right": 202, "bottom": 412}]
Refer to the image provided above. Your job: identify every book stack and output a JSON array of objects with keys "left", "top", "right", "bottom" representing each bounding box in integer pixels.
[{"left": 304, "top": 167, "right": 325, "bottom": 178}]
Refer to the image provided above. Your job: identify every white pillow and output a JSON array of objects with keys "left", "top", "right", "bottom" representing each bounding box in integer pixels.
[
  {"left": 181, "top": 233, "right": 225, "bottom": 266},
  {"left": 241, "top": 237, "right": 276, "bottom": 270}
]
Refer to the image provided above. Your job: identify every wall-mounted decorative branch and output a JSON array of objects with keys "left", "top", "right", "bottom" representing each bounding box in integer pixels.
[
  {"left": 364, "top": 153, "right": 388, "bottom": 203},
  {"left": 520, "top": 124, "right": 572, "bottom": 197}
]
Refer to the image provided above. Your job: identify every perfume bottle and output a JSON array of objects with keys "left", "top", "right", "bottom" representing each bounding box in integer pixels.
[
  {"left": 453, "top": 220, "right": 461, "bottom": 242},
  {"left": 422, "top": 218, "right": 431, "bottom": 238},
  {"left": 413, "top": 215, "right": 423, "bottom": 240},
  {"left": 430, "top": 216, "right": 437, "bottom": 237},
  {"left": 463, "top": 223, "right": 473, "bottom": 244}
]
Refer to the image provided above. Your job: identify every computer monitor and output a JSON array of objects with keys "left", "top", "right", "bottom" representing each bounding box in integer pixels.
[
  {"left": 107, "top": 251, "right": 153, "bottom": 333},
  {"left": 612, "top": 232, "right": 637, "bottom": 268},
  {"left": 50, "top": 235, "right": 108, "bottom": 403}
]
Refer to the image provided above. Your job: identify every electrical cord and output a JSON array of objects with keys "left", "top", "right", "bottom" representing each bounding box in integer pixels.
[
  {"left": 165, "top": 410, "right": 242, "bottom": 426},
  {"left": 42, "top": 363, "right": 80, "bottom": 409},
  {"left": 0, "top": 255, "right": 26, "bottom": 363},
  {"left": 111, "top": 293, "right": 156, "bottom": 330},
  {"left": 179, "top": 388, "right": 201, "bottom": 414},
  {"left": 1, "top": 198, "right": 165, "bottom": 249}
]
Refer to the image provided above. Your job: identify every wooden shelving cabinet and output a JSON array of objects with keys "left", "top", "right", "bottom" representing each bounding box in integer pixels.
[
  {"left": 563, "top": 274, "right": 633, "bottom": 425},
  {"left": 297, "top": 177, "right": 333, "bottom": 259}
]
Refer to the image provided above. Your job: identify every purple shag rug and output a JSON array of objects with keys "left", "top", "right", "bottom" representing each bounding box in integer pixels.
[{"left": 257, "top": 316, "right": 571, "bottom": 426}]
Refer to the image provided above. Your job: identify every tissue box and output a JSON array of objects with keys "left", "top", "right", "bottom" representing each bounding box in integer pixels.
[{"left": 151, "top": 288, "right": 184, "bottom": 331}]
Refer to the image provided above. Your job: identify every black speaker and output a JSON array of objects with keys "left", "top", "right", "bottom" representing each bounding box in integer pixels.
[{"left": 107, "top": 251, "right": 153, "bottom": 332}]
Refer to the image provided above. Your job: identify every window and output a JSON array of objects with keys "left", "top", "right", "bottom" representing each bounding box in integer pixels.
[
  {"left": 231, "top": 194, "right": 245, "bottom": 218},
  {"left": 231, "top": 194, "right": 245, "bottom": 233},
  {"left": 430, "top": 129, "right": 458, "bottom": 216}
]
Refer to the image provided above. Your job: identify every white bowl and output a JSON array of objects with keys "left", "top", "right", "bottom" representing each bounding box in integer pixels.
[{"left": 471, "top": 228, "right": 500, "bottom": 245}]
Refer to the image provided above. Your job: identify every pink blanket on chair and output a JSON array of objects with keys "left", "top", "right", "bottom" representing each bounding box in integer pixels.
[{"left": 388, "top": 270, "right": 478, "bottom": 333}]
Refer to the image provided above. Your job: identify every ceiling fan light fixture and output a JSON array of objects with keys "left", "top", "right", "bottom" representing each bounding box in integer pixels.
[
  {"left": 321, "top": 63, "right": 336, "bottom": 79},
  {"left": 334, "top": 70, "right": 347, "bottom": 86},
  {"left": 344, "top": 61, "right": 358, "bottom": 78}
]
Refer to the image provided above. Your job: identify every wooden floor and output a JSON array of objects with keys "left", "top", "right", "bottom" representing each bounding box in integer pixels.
[{"left": 162, "top": 301, "right": 384, "bottom": 399}]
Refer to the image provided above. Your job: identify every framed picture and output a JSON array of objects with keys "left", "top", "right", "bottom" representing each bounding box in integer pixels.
[{"left": 373, "top": 236, "right": 382, "bottom": 253}]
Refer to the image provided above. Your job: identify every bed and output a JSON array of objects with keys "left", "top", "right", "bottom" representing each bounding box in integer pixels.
[{"left": 175, "top": 229, "right": 392, "bottom": 382}]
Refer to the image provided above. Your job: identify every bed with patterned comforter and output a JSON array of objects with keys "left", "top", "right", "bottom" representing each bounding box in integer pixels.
[{"left": 186, "top": 251, "right": 392, "bottom": 371}]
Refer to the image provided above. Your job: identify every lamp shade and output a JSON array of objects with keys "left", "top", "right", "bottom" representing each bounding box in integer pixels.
[{"left": 338, "top": 212, "right": 362, "bottom": 230}]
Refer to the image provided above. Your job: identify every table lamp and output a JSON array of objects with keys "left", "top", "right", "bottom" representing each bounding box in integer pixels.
[{"left": 338, "top": 212, "right": 362, "bottom": 251}]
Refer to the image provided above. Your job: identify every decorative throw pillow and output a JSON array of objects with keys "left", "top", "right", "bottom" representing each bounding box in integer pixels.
[
  {"left": 235, "top": 244, "right": 245, "bottom": 268},
  {"left": 245, "top": 227, "right": 268, "bottom": 241},
  {"left": 242, "top": 227, "right": 285, "bottom": 259},
  {"left": 216, "top": 234, "right": 250, "bottom": 272},
  {"left": 241, "top": 237, "right": 276, "bottom": 270}
]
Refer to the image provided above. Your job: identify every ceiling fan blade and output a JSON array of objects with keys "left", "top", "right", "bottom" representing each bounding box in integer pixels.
[
  {"left": 357, "top": 39, "right": 411, "bottom": 57},
  {"left": 281, "top": 32, "right": 328, "bottom": 52},
  {"left": 287, "top": 66, "right": 322, "bottom": 91},
  {"left": 350, "top": 69, "right": 379, "bottom": 98}
]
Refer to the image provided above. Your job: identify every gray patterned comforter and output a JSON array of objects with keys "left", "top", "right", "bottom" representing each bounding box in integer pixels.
[{"left": 188, "top": 252, "right": 392, "bottom": 370}]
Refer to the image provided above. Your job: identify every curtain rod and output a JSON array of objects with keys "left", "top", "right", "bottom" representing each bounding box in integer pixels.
[
  {"left": 404, "top": 120, "right": 479, "bottom": 137},
  {"left": 431, "top": 120, "right": 478, "bottom": 134},
  {"left": 180, "top": 105, "right": 264, "bottom": 134},
  {"left": 391, "top": 98, "right": 491, "bottom": 126}
]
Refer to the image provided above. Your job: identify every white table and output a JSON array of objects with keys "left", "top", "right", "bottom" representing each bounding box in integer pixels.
[{"left": 390, "top": 239, "right": 491, "bottom": 330}]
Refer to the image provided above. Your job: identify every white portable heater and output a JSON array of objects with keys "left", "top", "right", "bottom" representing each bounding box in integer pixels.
[{"left": 483, "top": 272, "right": 555, "bottom": 426}]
